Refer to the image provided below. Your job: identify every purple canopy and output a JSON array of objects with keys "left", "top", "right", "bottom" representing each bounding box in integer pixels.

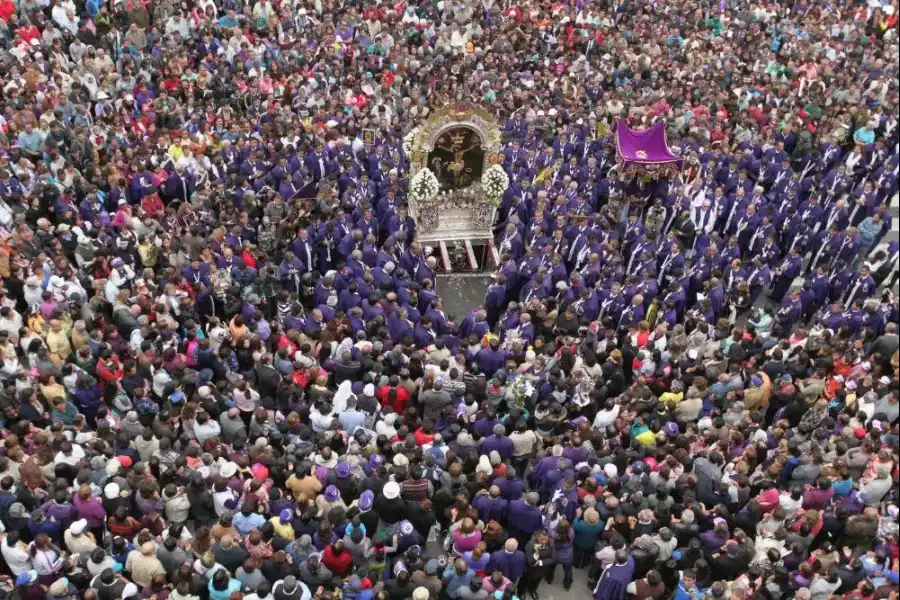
[{"left": 615, "top": 119, "right": 683, "bottom": 178}]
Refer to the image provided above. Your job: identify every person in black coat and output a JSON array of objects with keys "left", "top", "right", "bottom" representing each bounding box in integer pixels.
[
  {"left": 521, "top": 529, "right": 556, "bottom": 600},
  {"left": 631, "top": 535, "right": 661, "bottom": 579},
  {"left": 374, "top": 481, "right": 406, "bottom": 531},
  {"left": 405, "top": 498, "right": 437, "bottom": 540},
  {"left": 710, "top": 541, "right": 750, "bottom": 582}
]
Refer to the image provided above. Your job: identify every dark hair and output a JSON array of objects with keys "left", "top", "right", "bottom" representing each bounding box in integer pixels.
[{"left": 212, "top": 569, "right": 230, "bottom": 590}]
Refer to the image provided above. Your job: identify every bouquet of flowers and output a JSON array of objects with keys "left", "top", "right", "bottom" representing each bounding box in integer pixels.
[
  {"left": 409, "top": 168, "right": 440, "bottom": 206},
  {"left": 402, "top": 127, "right": 420, "bottom": 156},
  {"left": 572, "top": 373, "right": 596, "bottom": 408},
  {"left": 506, "top": 374, "right": 536, "bottom": 412},
  {"left": 481, "top": 164, "right": 510, "bottom": 206}
]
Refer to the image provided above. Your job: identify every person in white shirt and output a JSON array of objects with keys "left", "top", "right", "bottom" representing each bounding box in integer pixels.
[
  {"left": 152, "top": 368, "right": 173, "bottom": 399},
  {"left": 375, "top": 412, "right": 398, "bottom": 439},
  {"left": 212, "top": 486, "right": 236, "bottom": 518},
  {"left": 0, "top": 306, "right": 23, "bottom": 341},
  {"left": 193, "top": 412, "right": 222, "bottom": 445},
  {"left": 593, "top": 399, "right": 621, "bottom": 430},
  {"left": 310, "top": 403, "right": 334, "bottom": 433},
  {"left": 105, "top": 259, "right": 135, "bottom": 302},
  {"left": 206, "top": 319, "right": 227, "bottom": 353},
  {"left": 778, "top": 487, "right": 803, "bottom": 519},
  {"left": 53, "top": 441, "right": 85, "bottom": 466},
  {"left": 166, "top": 13, "right": 191, "bottom": 38},
  {"left": 1, "top": 531, "right": 33, "bottom": 575},
  {"left": 51, "top": 3, "right": 79, "bottom": 35}
]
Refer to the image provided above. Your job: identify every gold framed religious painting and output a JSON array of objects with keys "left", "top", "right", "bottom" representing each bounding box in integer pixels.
[{"left": 428, "top": 126, "right": 485, "bottom": 190}]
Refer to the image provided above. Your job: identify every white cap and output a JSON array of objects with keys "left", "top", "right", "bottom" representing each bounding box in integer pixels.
[
  {"left": 219, "top": 461, "right": 238, "bottom": 478},
  {"left": 383, "top": 481, "right": 400, "bottom": 499},
  {"left": 70, "top": 519, "right": 88, "bottom": 534}
]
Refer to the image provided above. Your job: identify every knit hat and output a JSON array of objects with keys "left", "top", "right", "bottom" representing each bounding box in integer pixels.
[
  {"left": 324, "top": 485, "right": 340, "bottom": 502},
  {"left": 359, "top": 490, "right": 375, "bottom": 511}
]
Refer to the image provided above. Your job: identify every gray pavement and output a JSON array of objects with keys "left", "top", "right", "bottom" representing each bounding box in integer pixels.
[{"left": 435, "top": 274, "right": 492, "bottom": 320}]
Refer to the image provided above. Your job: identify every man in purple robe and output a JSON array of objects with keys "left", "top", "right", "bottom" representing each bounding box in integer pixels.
[
  {"left": 485, "top": 539, "right": 527, "bottom": 584},
  {"left": 472, "top": 486, "right": 509, "bottom": 524},
  {"left": 478, "top": 424, "right": 515, "bottom": 460},
  {"left": 506, "top": 493, "right": 543, "bottom": 548},
  {"left": 593, "top": 550, "right": 635, "bottom": 600},
  {"left": 493, "top": 468, "right": 526, "bottom": 501}
]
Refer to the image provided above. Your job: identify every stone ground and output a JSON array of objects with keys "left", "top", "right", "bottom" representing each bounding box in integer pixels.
[{"left": 435, "top": 274, "right": 492, "bottom": 321}]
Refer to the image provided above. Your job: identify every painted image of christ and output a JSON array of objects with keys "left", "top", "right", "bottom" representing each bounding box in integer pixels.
[{"left": 428, "top": 128, "right": 485, "bottom": 190}]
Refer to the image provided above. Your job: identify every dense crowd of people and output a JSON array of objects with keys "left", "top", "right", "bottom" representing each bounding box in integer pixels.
[{"left": 0, "top": 0, "right": 898, "bottom": 600}]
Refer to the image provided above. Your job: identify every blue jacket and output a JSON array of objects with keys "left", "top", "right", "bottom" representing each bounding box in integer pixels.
[
  {"left": 673, "top": 580, "right": 701, "bottom": 600},
  {"left": 442, "top": 567, "right": 474, "bottom": 599}
]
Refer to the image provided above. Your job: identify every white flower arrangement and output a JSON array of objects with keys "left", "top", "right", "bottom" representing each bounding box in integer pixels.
[
  {"left": 506, "top": 375, "right": 536, "bottom": 412},
  {"left": 409, "top": 168, "right": 440, "bottom": 206},
  {"left": 481, "top": 164, "right": 510, "bottom": 206},
  {"left": 402, "top": 127, "right": 420, "bottom": 156}
]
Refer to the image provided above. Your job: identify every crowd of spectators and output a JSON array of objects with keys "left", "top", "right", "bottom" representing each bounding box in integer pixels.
[{"left": 0, "top": 1, "right": 898, "bottom": 600}]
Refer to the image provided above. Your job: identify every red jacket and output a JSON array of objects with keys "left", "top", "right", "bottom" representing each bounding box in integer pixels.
[
  {"left": 377, "top": 385, "right": 411, "bottom": 414},
  {"left": 141, "top": 193, "right": 165, "bottom": 218},
  {"left": 16, "top": 25, "right": 40, "bottom": 43},
  {"left": 0, "top": 0, "right": 15, "bottom": 24},
  {"left": 96, "top": 357, "right": 124, "bottom": 390},
  {"left": 414, "top": 428, "right": 434, "bottom": 446},
  {"left": 322, "top": 544, "right": 353, "bottom": 576}
]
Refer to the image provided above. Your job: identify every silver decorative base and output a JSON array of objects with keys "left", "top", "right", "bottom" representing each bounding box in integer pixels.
[{"left": 415, "top": 202, "right": 497, "bottom": 243}]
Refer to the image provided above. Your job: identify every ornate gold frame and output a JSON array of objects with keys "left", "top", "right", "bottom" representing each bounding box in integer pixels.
[{"left": 410, "top": 102, "right": 503, "bottom": 177}]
